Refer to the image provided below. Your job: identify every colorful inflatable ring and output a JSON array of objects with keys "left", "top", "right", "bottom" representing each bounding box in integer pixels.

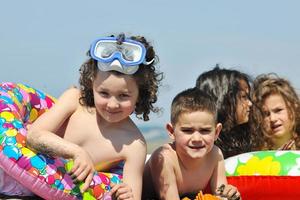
[
  {"left": 0, "top": 82, "right": 122, "bottom": 200},
  {"left": 225, "top": 150, "right": 300, "bottom": 200}
]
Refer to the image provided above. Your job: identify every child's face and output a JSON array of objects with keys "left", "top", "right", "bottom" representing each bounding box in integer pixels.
[
  {"left": 262, "top": 93, "right": 293, "bottom": 139},
  {"left": 167, "top": 111, "right": 221, "bottom": 159},
  {"left": 92, "top": 71, "right": 139, "bottom": 123},
  {"left": 236, "top": 79, "right": 252, "bottom": 124}
]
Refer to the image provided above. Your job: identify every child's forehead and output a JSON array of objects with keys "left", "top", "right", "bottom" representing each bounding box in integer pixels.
[
  {"left": 95, "top": 71, "right": 135, "bottom": 82},
  {"left": 261, "top": 93, "right": 291, "bottom": 113},
  {"left": 263, "top": 93, "right": 286, "bottom": 105},
  {"left": 93, "top": 71, "right": 138, "bottom": 90},
  {"left": 178, "top": 110, "right": 216, "bottom": 123}
]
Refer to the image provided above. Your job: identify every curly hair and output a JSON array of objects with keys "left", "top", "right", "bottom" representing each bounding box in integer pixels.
[
  {"left": 78, "top": 33, "right": 163, "bottom": 121},
  {"left": 250, "top": 73, "right": 300, "bottom": 150},
  {"left": 195, "top": 65, "right": 253, "bottom": 158}
]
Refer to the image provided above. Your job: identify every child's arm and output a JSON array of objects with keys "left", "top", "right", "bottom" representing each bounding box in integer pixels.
[
  {"left": 26, "top": 88, "right": 95, "bottom": 192},
  {"left": 210, "top": 147, "right": 241, "bottom": 200},
  {"left": 109, "top": 138, "right": 146, "bottom": 200},
  {"left": 149, "top": 147, "right": 181, "bottom": 200}
]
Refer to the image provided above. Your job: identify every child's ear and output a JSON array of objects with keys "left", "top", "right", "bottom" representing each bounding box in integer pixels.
[
  {"left": 166, "top": 123, "right": 175, "bottom": 140},
  {"left": 214, "top": 123, "right": 222, "bottom": 141}
]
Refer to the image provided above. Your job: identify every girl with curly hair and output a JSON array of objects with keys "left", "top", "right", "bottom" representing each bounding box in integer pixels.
[
  {"left": 251, "top": 73, "right": 300, "bottom": 150},
  {"left": 26, "top": 33, "right": 163, "bottom": 200}
]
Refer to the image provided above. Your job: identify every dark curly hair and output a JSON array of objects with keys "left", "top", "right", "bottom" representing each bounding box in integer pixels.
[
  {"left": 78, "top": 33, "right": 163, "bottom": 121},
  {"left": 250, "top": 73, "right": 300, "bottom": 150},
  {"left": 195, "top": 65, "right": 253, "bottom": 158}
]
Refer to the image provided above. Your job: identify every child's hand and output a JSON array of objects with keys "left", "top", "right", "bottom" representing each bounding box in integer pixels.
[
  {"left": 109, "top": 183, "right": 134, "bottom": 200},
  {"left": 69, "top": 148, "right": 95, "bottom": 193},
  {"left": 216, "top": 184, "right": 241, "bottom": 200}
]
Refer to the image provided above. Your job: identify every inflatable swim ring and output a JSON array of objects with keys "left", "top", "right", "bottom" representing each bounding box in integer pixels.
[
  {"left": 225, "top": 150, "right": 300, "bottom": 200},
  {"left": 0, "top": 82, "right": 122, "bottom": 200}
]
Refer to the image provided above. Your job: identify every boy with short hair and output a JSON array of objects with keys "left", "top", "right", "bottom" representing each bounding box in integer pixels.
[{"left": 142, "top": 87, "right": 241, "bottom": 200}]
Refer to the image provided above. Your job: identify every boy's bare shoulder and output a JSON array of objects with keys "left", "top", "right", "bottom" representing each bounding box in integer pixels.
[
  {"left": 152, "top": 143, "right": 174, "bottom": 155},
  {"left": 211, "top": 145, "right": 224, "bottom": 160},
  {"left": 150, "top": 143, "right": 176, "bottom": 164}
]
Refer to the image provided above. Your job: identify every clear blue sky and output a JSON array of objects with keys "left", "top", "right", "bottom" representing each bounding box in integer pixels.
[{"left": 1, "top": 1, "right": 300, "bottom": 128}]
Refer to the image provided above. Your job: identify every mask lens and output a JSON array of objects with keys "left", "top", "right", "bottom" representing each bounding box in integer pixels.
[
  {"left": 120, "top": 42, "right": 143, "bottom": 63},
  {"left": 94, "top": 41, "right": 117, "bottom": 59}
]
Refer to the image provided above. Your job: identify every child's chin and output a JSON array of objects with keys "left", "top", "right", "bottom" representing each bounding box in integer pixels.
[
  {"left": 102, "top": 115, "right": 125, "bottom": 123},
  {"left": 190, "top": 154, "right": 206, "bottom": 160},
  {"left": 187, "top": 150, "right": 207, "bottom": 159}
]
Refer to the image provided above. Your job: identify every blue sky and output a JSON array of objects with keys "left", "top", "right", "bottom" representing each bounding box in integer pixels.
[{"left": 1, "top": 1, "right": 300, "bottom": 128}]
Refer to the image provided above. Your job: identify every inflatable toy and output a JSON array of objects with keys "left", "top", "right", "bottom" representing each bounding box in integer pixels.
[
  {"left": 182, "top": 150, "right": 300, "bottom": 200},
  {"left": 225, "top": 150, "right": 300, "bottom": 200},
  {"left": 0, "top": 82, "right": 122, "bottom": 200}
]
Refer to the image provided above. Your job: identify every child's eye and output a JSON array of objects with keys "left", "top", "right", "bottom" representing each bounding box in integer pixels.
[
  {"left": 99, "top": 91, "right": 109, "bottom": 97},
  {"left": 200, "top": 129, "right": 212, "bottom": 134},
  {"left": 119, "top": 93, "right": 130, "bottom": 99},
  {"left": 274, "top": 108, "right": 283, "bottom": 113},
  {"left": 263, "top": 111, "right": 270, "bottom": 117},
  {"left": 181, "top": 128, "right": 194, "bottom": 134},
  {"left": 240, "top": 94, "right": 249, "bottom": 101},
  {"left": 242, "top": 95, "right": 248, "bottom": 99}
]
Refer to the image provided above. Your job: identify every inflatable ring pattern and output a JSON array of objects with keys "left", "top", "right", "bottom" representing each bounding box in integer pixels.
[
  {"left": 225, "top": 150, "right": 300, "bottom": 176},
  {"left": 0, "top": 82, "right": 122, "bottom": 200},
  {"left": 225, "top": 151, "right": 300, "bottom": 200}
]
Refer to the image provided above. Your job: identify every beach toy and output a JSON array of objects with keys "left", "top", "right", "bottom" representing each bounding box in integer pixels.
[
  {"left": 0, "top": 82, "right": 122, "bottom": 200},
  {"left": 225, "top": 150, "right": 300, "bottom": 200}
]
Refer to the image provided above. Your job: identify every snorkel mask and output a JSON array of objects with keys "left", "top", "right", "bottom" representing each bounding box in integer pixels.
[{"left": 90, "top": 35, "right": 153, "bottom": 74}]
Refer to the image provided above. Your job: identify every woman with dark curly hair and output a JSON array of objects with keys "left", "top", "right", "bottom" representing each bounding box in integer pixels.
[
  {"left": 195, "top": 65, "right": 253, "bottom": 159},
  {"left": 250, "top": 73, "right": 300, "bottom": 150},
  {"left": 26, "top": 33, "right": 163, "bottom": 200}
]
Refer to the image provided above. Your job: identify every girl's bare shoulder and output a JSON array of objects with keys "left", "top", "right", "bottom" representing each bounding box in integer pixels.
[
  {"left": 56, "top": 87, "right": 81, "bottom": 111},
  {"left": 60, "top": 87, "right": 81, "bottom": 100}
]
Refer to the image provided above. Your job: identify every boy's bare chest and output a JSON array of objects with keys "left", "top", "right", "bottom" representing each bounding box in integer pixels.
[{"left": 177, "top": 162, "right": 214, "bottom": 195}]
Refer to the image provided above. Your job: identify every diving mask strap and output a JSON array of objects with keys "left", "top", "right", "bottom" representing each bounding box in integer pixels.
[{"left": 143, "top": 58, "right": 155, "bottom": 65}]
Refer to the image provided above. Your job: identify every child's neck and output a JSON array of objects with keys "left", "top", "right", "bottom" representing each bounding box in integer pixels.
[
  {"left": 271, "top": 132, "right": 295, "bottom": 149},
  {"left": 176, "top": 150, "right": 206, "bottom": 170}
]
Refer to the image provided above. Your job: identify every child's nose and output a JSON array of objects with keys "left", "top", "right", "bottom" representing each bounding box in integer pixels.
[
  {"left": 191, "top": 131, "right": 202, "bottom": 141},
  {"left": 107, "top": 97, "right": 120, "bottom": 109},
  {"left": 269, "top": 112, "right": 277, "bottom": 122},
  {"left": 248, "top": 99, "right": 253, "bottom": 107}
]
